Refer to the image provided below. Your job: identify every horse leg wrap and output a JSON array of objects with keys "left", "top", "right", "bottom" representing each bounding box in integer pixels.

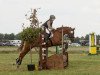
[{"left": 16, "top": 58, "right": 22, "bottom": 65}]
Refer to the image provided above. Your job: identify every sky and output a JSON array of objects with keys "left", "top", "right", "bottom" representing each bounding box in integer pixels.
[{"left": 0, "top": 0, "right": 100, "bottom": 37}]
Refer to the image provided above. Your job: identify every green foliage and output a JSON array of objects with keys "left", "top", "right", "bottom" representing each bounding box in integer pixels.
[
  {"left": 73, "top": 37, "right": 80, "bottom": 43},
  {"left": 84, "top": 34, "right": 89, "bottom": 40},
  {"left": 9, "top": 33, "right": 15, "bottom": 40},
  {"left": 4, "top": 34, "right": 9, "bottom": 40},
  {"left": 3, "top": 33, "right": 15, "bottom": 40},
  {"left": 19, "top": 27, "right": 42, "bottom": 43},
  {"left": 0, "top": 33, "right": 4, "bottom": 41},
  {"left": 15, "top": 33, "right": 21, "bottom": 40}
]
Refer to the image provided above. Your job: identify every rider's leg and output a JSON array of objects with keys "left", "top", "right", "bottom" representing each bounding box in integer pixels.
[
  {"left": 44, "top": 33, "right": 50, "bottom": 44},
  {"left": 44, "top": 28, "right": 51, "bottom": 44}
]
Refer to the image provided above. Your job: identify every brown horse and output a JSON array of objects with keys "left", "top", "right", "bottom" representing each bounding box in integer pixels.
[{"left": 16, "top": 26, "right": 75, "bottom": 66}]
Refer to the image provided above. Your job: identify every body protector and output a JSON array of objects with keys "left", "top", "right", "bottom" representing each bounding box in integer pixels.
[{"left": 42, "top": 20, "right": 54, "bottom": 38}]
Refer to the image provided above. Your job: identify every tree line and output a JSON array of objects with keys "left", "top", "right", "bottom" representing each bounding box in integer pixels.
[
  {"left": 74, "top": 34, "right": 100, "bottom": 45},
  {"left": 0, "top": 33, "right": 20, "bottom": 41},
  {"left": 0, "top": 33, "right": 100, "bottom": 42}
]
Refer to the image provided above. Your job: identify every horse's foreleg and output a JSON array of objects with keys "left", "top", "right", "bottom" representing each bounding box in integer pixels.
[
  {"left": 17, "top": 41, "right": 24, "bottom": 51},
  {"left": 16, "top": 42, "right": 30, "bottom": 66}
]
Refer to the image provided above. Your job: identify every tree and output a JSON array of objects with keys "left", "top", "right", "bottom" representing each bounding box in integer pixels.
[
  {"left": 3, "top": 33, "right": 15, "bottom": 40},
  {"left": 73, "top": 37, "right": 80, "bottom": 43},
  {"left": 4, "top": 34, "right": 9, "bottom": 40},
  {"left": 9, "top": 33, "right": 15, "bottom": 40},
  {"left": 80, "top": 36, "right": 85, "bottom": 40},
  {"left": 96, "top": 35, "right": 100, "bottom": 40},
  {"left": 0, "top": 33, "right": 4, "bottom": 41},
  {"left": 15, "top": 33, "right": 21, "bottom": 40},
  {"left": 84, "top": 34, "right": 89, "bottom": 41}
]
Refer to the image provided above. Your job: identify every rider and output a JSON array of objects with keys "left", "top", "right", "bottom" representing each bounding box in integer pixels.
[{"left": 41, "top": 15, "right": 56, "bottom": 43}]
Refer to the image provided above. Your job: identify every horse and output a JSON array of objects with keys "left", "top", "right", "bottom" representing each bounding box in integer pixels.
[{"left": 16, "top": 26, "right": 75, "bottom": 66}]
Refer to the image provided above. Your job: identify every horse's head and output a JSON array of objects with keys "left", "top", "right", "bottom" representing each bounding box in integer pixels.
[{"left": 56, "top": 26, "right": 75, "bottom": 42}]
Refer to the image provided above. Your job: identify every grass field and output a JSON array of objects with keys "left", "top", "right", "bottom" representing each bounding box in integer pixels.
[{"left": 0, "top": 46, "right": 100, "bottom": 75}]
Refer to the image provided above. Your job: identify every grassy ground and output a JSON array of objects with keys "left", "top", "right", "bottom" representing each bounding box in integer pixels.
[{"left": 0, "top": 46, "right": 100, "bottom": 75}]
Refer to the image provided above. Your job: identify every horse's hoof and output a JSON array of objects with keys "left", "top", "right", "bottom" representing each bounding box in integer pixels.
[{"left": 16, "top": 58, "right": 22, "bottom": 65}]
